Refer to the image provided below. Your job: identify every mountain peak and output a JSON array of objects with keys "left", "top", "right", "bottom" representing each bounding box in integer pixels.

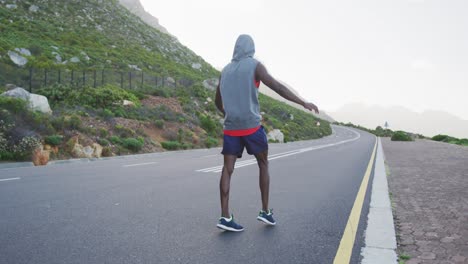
[{"left": 118, "top": 0, "right": 169, "bottom": 34}]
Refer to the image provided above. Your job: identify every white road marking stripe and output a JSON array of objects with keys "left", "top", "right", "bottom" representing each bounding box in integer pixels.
[
  {"left": 123, "top": 162, "right": 157, "bottom": 168},
  {"left": 196, "top": 150, "right": 301, "bottom": 172},
  {"left": 200, "top": 154, "right": 218, "bottom": 158},
  {"left": 0, "top": 177, "right": 20, "bottom": 182},
  {"left": 197, "top": 126, "right": 361, "bottom": 173}
]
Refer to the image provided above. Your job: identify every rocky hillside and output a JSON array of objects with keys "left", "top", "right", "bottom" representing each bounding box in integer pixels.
[
  {"left": 0, "top": 0, "right": 332, "bottom": 164},
  {"left": 118, "top": 0, "right": 169, "bottom": 34},
  {"left": 0, "top": 0, "right": 217, "bottom": 80}
]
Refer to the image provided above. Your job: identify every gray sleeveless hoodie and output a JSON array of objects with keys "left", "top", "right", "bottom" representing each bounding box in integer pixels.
[{"left": 220, "top": 35, "right": 261, "bottom": 130}]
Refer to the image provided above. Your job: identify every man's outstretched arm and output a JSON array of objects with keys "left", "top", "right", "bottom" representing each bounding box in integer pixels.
[
  {"left": 255, "top": 63, "right": 319, "bottom": 114},
  {"left": 215, "top": 78, "right": 225, "bottom": 116}
]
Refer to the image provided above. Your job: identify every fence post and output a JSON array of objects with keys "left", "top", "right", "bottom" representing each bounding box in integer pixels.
[
  {"left": 120, "top": 72, "right": 123, "bottom": 88},
  {"left": 29, "top": 68, "right": 33, "bottom": 92},
  {"left": 44, "top": 69, "right": 47, "bottom": 87},
  {"left": 58, "top": 69, "right": 61, "bottom": 84},
  {"left": 71, "top": 70, "right": 74, "bottom": 85},
  {"left": 141, "top": 71, "right": 144, "bottom": 88},
  {"left": 93, "top": 70, "right": 97, "bottom": 88},
  {"left": 129, "top": 72, "right": 132, "bottom": 89}
]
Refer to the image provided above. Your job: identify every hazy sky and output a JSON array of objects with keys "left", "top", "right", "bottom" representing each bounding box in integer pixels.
[{"left": 140, "top": 0, "right": 468, "bottom": 120}]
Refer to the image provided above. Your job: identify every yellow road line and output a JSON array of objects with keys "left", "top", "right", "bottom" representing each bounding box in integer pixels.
[{"left": 333, "top": 138, "right": 377, "bottom": 264}]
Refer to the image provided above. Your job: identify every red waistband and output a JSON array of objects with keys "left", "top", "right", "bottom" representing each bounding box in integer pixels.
[{"left": 224, "top": 126, "right": 261, "bottom": 136}]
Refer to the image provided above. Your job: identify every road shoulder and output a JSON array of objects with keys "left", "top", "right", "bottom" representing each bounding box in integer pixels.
[{"left": 360, "top": 137, "right": 398, "bottom": 264}]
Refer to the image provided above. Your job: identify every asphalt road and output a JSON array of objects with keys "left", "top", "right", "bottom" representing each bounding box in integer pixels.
[{"left": 0, "top": 126, "right": 376, "bottom": 264}]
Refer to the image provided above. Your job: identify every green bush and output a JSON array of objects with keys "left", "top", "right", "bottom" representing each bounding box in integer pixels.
[
  {"left": 66, "top": 85, "right": 140, "bottom": 108},
  {"left": 122, "top": 138, "right": 144, "bottom": 152},
  {"left": 431, "top": 134, "right": 457, "bottom": 142},
  {"left": 205, "top": 137, "right": 218, "bottom": 148},
  {"left": 154, "top": 120, "right": 164, "bottom": 129},
  {"left": 97, "top": 138, "right": 110, "bottom": 146},
  {"left": 161, "top": 141, "right": 181, "bottom": 150},
  {"left": 36, "top": 84, "right": 74, "bottom": 105},
  {"left": 391, "top": 131, "right": 413, "bottom": 141},
  {"left": 99, "top": 128, "right": 109, "bottom": 138},
  {"left": 109, "top": 136, "right": 123, "bottom": 145},
  {"left": 114, "top": 124, "right": 135, "bottom": 138},
  {"left": 99, "top": 108, "right": 115, "bottom": 119},
  {"left": 66, "top": 115, "right": 82, "bottom": 130},
  {"left": 199, "top": 114, "right": 218, "bottom": 136},
  {"left": 44, "top": 135, "right": 63, "bottom": 146},
  {"left": 0, "top": 96, "right": 28, "bottom": 114}
]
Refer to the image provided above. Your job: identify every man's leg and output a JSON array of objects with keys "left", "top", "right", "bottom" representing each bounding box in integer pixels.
[
  {"left": 255, "top": 150, "right": 269, "bottom": 212},
  {"left": 220, "top": 154, "right": 237, "bottom": 218}
]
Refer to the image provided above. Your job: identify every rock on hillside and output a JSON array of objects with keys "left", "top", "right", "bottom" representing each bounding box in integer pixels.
[{"left": 118, "top": 0, "right": 169, "bottom": 34}]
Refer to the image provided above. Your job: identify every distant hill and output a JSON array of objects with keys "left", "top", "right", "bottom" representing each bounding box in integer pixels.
[
  {"left": 259, "top": 82, "right": 335, "bottom": 122},
  {"left": 330, "top": 103, "right": 468, "bottom": 138}
]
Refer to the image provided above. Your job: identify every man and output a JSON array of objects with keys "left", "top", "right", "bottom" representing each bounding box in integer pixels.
[{"left": 215, "top": 34, "right": 319, "bottom": 232}]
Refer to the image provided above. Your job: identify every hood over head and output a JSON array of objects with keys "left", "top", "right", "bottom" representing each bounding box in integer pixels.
[{"left": 232, "top": 34, "right": 255, "bottom": 61}]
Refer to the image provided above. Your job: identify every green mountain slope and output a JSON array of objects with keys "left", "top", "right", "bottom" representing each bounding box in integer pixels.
[
  {"left": 0, "top": 0, "right": 217, "bottom": 80},
  {"left": 0, "top": 0, "right": 331, "bottom": 162}
]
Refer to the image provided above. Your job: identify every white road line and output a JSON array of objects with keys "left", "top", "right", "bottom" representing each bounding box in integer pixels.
[
  {"left": 200, "top": 154, "right": 218, "bottom": 158},
  {"left": 0, "top": 177, "right": 21, "bottom": 182},
  {"left": 196, "top": 150, "right": 301, "bottom": 173},
  {"left": 197, "top": 127, "right": 361, "bottom": 173},
  {"left": 123, "top": 162, "right": 157, "bottom": 168}
]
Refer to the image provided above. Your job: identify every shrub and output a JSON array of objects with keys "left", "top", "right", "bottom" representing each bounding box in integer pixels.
[
  {"left": 109, "top": 136, "right": 123, "bottom": 145},
  {"left": 97, "top": 138, "right": 110, "bottom": 146},
  {"left": 122, "top": 138, "right": 144, "bottom": 152},
  {"left": 431, "top": 134, "right": 457, "bottom": 142},
  {"left": 36, "top": 84, "right": 74, "bottom": 105},
  {"left": 9, "top": 136, "right": 41, "bottom": 161},
  {"left": 199, "top": 115, "right": 218, "bottom": 135},
  {"left": 114, "top": 124, "right": 135, "bottom": 138},
  {"left": 66, "top": 115, "right": 82, "bottom": 130},
  {"left": 66, "top": 85, "right": 140, "bottom": 108},
  {"left": 44, "top": 135, "right": 63, "bottom": 146},
  {"left": 391, "top": 131, "right": 413, "bottom": 141},
  {"left": 0, "top": 96, "right": 28, "bottom": 114},
  {"left": 99, "top": 108, "right": 115, "bottom": 119},
  {"left": 154, "top": 120, "right": 164, "bottom": 129},
  {"left": 101, "top": 147, "right": 113, "bottom": 157},
  {"left": 99, "top": 128, "right": 109, "bottom": 138},
  {"left": 205, "top": 137, "right": 218, "bottom": 148},
  {"left": 161, "top": 141, "right": 181, "bottom": 150},
  {"left": 51, "top": 116, "right": 65, "bottom": 131}
]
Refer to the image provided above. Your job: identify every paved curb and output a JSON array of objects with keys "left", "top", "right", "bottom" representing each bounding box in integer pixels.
[{"left": 360, "top": 137, "right": 398, "bottom": 264}]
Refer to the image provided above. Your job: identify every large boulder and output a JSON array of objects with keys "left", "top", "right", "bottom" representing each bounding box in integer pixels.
[
  {"left": 1, "top": 87, "right": 52, "bottom": 114},
  {"left": 165, "top": 77, "right": 176, "bottom": 87},
  {"left": 67, "top": 136, "right": 103, "bottom": 159},
  {"left": 2, "top": 87, "right": 30, "bottom": 101},
  {"left": 32, "top": 145, "right": 50, "bottom": 166},
  {"left": 29, "top": 94, "right": 52, "bottom": 114},
  {"left": 267, "top": 129, "right": 284, "bottom": 143},
  {"left": 203, "top": 78, "right": 219, "bottom": 91}
]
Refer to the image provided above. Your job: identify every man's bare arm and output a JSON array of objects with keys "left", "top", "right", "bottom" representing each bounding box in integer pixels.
[
  {"left": 215, "top": 77, "right": 225, "bottom": 116},
  {"left": 255, "top": 63, "right": 319, "bottom": 114}
]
